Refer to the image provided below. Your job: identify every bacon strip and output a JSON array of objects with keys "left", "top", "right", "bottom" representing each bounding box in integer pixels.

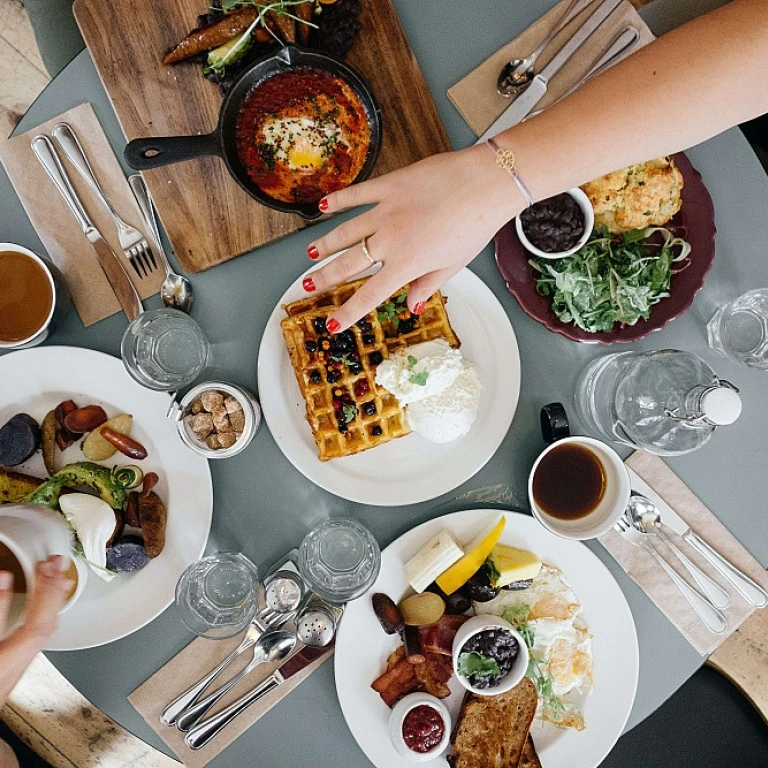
[{"left": 419, "top": 613, "right": 469, "bottom": 656}]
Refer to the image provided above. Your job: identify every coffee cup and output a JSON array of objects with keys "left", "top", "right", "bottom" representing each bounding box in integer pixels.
[
  {"left": 0, "top": 244, "right": 70, "bottom": 350},
  {"left": 0, "top": 504, "right": 73, "bottom": 636},
  {"left": 528, "top": 403, "right": 630, "bottom": 540}
]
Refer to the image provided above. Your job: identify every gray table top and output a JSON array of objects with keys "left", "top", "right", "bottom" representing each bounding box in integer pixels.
[{"left": 3, "top": 0, "right": 767, "bottom": 765}]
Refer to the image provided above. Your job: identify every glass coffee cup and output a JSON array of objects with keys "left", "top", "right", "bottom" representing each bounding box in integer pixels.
[
  {"left": 0, "top": 244, "right": 70, "bottom": 350},
  {"left": 528, "top": 403, "right": 630, "bottom": 540}
]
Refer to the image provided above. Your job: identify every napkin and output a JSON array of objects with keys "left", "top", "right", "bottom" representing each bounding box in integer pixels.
[
  {"left": 599, "top": 451, "right": 768, "bottom": 656},
  {"left": 0, "top": 103, "right": 162, "bottom": 327},
  {"left": 129, "top": 630, "right": 333, "bottom": 768},
  {"left": 447, "top": 0, "right": 655, "bottom": 137}
]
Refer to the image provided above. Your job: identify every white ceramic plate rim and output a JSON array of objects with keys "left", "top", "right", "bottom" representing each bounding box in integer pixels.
[
  {"left": 0, "top": 346, "right": 213, "bottom": 650},
  {"left": 334, "top": 509, "right": 639, "bottom": 768},
  {"left": 257, "top": 260, "right": 521, "bottom": 506}
]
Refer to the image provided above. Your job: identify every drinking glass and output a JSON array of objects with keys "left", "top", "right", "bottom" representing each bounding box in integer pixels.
[
  {"left": 707, "top": 288, "right": 768, "bottom": 369},
  {"left": 121, "top": 307, "right": 209, "bottom": 390},
  {"left": 175, "top": 553, "right": 260, "bottom": 639},
  {"left": 298, "top": 518, "right": 381, "bottom": 604}
]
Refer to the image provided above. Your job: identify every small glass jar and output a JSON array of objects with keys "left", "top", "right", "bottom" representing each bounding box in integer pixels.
[{"left": 168, "top": 381, "right": 261, "bottom": 459}]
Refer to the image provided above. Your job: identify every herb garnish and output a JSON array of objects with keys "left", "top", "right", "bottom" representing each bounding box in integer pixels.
[
  {"left": 377, "top": 291, "right": 409, "bottom": 328},
  {"left": 529, "top": 226, "right": 692, "bottom": 334},
  {"left": 457, "top": 651, "right": 500, "bottom": 681},
  {"left": 406, "top": 354, "right": 429, "bottom": 386},
  {"left": 342, "top": 404, "right": 357, "bottom": 424}
]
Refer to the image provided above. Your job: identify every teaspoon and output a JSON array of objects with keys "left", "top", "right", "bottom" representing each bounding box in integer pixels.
[
  {"left": 497, "top": 0, "right": 594, "bottom": 96},
  {"left": 128, "top": 174, "right": 195, "bottom": 314}
]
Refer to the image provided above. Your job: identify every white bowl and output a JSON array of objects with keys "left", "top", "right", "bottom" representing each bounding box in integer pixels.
[
  {"left": 528, "top": 436, "right": 631, "bottom": 541},
  {"left": 388, "top": 692, "right": 451, "bottom": 762},
  {"left": 452, "top": 614, "right": 529, "bottom": 697},
  {"left": 515, "top": 188, "right": 594, "bottom": 259}
]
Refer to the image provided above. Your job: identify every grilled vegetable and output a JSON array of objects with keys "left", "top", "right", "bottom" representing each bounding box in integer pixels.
[
  {"left": 0, "top": 413, "right": 41, "bottom": 466},
  {"left": 24, "top": 462, "right": 127, "bottom": 510},
  {"left": 99, "top": 427, "right": 148, "bottom": 460},
  {"left": 64, "top": 405, "right": 108, "bottom": 434},
  {"left": 41, "top": 410, "right": 57, "bottom": 475},
  {"left": 112, "top": 465, "right": 144, "bottom": 490},
  {"left": 138, "top": 479, "right": 167, "bottom": 558},
  {"left": 54, "top": 400, "right": 79, "bottom": 449},
  {"left": 106, "top": 536, "right": 151, "bottom": 572},
  {"left": 372, "top": 592, "right": 404, "bottom": 635},
  {"left": 163, "top": 8, "right": 260, "bottom": 64}
]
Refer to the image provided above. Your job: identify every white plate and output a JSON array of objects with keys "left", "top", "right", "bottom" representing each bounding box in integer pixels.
[
  {"left": 0, "top": 347, "right": 213, "bottom": 650},
  {"left": 257, "top": 263, "right": 521, "bottom": 506},
  {"left": 335, "top": 509, "right": 639, "bottom": 768}
]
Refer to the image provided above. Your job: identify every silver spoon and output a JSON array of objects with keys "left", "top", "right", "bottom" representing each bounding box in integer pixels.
[
  {"left": 497, "top": 0, "right": 594, "bottom": 96},
  {"left": 627, "top": 494, "right": 731, "bottom": 610},
  {"left": 128, "top": 174, "right": 195, "bottom": 314},
  {"left": 175, "top": 629, "right": 296, "bottom": 732}
]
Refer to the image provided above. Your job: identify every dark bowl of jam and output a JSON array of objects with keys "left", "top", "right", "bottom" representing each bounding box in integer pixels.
[
  {"left": 515, "top": 187, "right": 594, "bottom": 259},
  {"left": 389, "top": 693, "right": 450, "bottom": 761}
]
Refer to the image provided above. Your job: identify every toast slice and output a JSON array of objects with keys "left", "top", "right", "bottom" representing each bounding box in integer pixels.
[
  {"left": 520, "top": 736, "right": 543, "bottom": 768},
  {"left": 450, "top": 677, "right": 538, "bottom": 768}
]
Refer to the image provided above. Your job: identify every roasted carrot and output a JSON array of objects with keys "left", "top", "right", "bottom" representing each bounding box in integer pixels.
[{"left": 163, "top": 8, "right": 260, "bottom": 65}]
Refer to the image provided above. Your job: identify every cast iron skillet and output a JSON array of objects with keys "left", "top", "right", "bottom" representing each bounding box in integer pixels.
[{"left": 124, "top": 45, "right": 382, "bottom": 220}]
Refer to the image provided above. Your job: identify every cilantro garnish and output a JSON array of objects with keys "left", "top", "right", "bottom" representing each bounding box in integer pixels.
[
  {"left": 529, "top": 226, "right": 691, "bottom": 333},
  {"left": 457, "top": 651, "right": 500, "bottom": 681},
  {"left": 408, "top": 371, "right": 429, "bottom": 387}
]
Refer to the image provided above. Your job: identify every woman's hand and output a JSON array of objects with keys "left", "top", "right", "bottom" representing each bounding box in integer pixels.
[
  {"left": 304, "top": 144, "right": 523, "bottom": 332},
  {"left": 0, "top": 556, "right": 73, "bottom": 705}
]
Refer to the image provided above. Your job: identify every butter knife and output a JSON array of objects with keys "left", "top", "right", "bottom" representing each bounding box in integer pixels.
[
  {"left": 31, "top": 135, "right": 143, "bottom": 321},
  {"left": 628, "top": 469, "right": 768, "bottom": 608},
  {"left": 185, "top": 644, "right": 329, "bottom": 750},
  {"left": 478, "top": 0, "right": 624, "bottom": 141}
]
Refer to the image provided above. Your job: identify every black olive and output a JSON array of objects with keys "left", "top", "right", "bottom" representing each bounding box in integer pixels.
[{"left": 464, "top": 565, "right": 500, "bottom": 602}]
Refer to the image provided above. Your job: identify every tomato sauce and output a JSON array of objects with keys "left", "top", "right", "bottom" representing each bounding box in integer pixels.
[{"left": 234, "top": 68, "right": 370, "bottom": 204}]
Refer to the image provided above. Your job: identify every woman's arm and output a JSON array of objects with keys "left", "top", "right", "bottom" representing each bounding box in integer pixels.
[
  {"left": 306, "top": 0, "right": 768, "bottom": 332},
  {"left": 0, "top": 557, "right": 72, "bottom": 706}
]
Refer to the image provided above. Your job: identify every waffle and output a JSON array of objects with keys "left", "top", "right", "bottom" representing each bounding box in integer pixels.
[{"left": 281, "top": 280, "right": 460, "bottom": 461}]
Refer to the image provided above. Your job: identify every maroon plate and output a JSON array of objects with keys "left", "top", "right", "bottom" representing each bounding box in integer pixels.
[{"left": 495, "top": 153, "right": 716, "bottom": 344}]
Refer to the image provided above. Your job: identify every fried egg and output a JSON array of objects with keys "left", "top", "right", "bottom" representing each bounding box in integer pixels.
[
  {"left": 261, "top": 116, "right": 342, "bottom": 172},
  {"left": 475, "top": 564, "right": 593, "bottom": 728}
]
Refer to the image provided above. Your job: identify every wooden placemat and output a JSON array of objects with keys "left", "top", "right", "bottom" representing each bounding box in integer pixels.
[{"left": 73, "top": 0, "right": 451, "bottom": 273}]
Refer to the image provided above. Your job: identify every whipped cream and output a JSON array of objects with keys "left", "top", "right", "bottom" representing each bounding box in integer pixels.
[{"left": 375, "top": 340, "right": 463, "bottom": 406}]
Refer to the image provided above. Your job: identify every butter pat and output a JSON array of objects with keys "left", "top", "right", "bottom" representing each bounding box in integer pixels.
[
  {"left": 404, "top": 529, "right": 464, "bottom": 593},
  {"left": 486, "top": 544, "right": 542, "bottom": 588}
]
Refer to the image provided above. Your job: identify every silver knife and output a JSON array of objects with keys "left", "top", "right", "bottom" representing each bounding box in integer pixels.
[
  {"left": 628, "top": 469, "right": 768, "bottom": 608},
  {"left": 478, "top": 0, "right": 624, "bottom": 141},
  {"left": 185, "top": 644, "right": 330, "bottom": 750},
  {"left": 31, "top": 135, "right": 143, "bottom": 322}
]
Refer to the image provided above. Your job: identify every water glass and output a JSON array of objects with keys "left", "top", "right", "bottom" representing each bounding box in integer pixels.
[
  {"left": 298, "top": 518, "right": 381, "bottom": 604},
  {"left": 707, "top": 288, "right": 768, "bottom": 369},
  {"left": 121, "top": 307, "right": 209, "bottom": 390},
  {"left": 175, "top": 553, "right": 260, "bottom": 639}
]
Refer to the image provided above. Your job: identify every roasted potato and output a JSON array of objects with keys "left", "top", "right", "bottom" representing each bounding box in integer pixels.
[
  {"left": 0, "top": 466, "right": 44, "bottom": 503},
  {"left": 82, "top": 414, "right": 132, "bottom": 461},
  {"left": 41, "top": 410, "right": 57, "bottom": 476}
]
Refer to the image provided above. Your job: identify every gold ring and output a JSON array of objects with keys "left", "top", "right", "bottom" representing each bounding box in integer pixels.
[{"left": 360, "top": 237, "right": 377, "bottom": 267}]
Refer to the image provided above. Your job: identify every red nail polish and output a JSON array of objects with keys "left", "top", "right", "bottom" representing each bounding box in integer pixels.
[
  {"left": 326, "top": 319, "right": 341, "bottom": 334},
  {"left": 318, "top": 198, "right": 329, "bottom": 212},
  {"left": 303, "top": 276, "right": 316, "bottom": 292},
  {"left": 413, "top": 302, "right": 425, "bottom": 315},
  {"left": 307, "top": 245, "right": 320, "bottom": 260}
]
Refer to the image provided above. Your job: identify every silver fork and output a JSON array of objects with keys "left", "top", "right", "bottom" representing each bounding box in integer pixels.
[
  {"left": 51, "top": 122, "right": 157, "bottom": 278},
  {"left": 159, "top": 606, "right": 294, "bottom": 726},
  {"left": 614, "top": 513, "right": 727, "bottom": 634}
]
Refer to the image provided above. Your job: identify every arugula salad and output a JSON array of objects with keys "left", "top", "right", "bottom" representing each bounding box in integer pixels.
[{"left": 530, "top": 226, "right": 692, "bottom": 334}]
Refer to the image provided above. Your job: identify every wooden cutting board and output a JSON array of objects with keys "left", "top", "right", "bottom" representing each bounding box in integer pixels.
[{"left": 73, "top": 0, "right": 451, "bottom": 273}]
